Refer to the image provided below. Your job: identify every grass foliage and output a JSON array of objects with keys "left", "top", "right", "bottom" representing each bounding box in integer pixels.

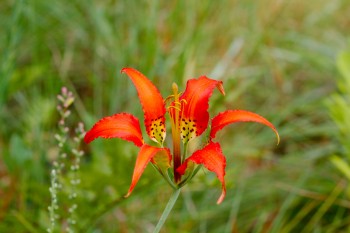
[{"left": 1, "top": 0, "right": 350, "bottom": 232}]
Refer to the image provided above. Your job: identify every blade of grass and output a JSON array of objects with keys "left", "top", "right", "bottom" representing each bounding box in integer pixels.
[
  {"left": 269, "top": 172, "right": 310, "bottom": 233},
  {"left": 224, "top": 181, "right": 245, "bottom": 233},
  {"left": 300, "top": 181, "right": 345, "bottom": 233},
  {"left": 153, "top": 188, "right": 181, "bottom": 233},
  {"left": 11, "top": 211, "right": 39, "bottom": 233},
  {"left": 280, "top": 200, "right": 319, "bottom": 233}
]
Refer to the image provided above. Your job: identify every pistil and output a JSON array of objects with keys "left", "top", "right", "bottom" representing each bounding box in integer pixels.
[{"left": 170, "top": 83, "right": 182, "bottom": 183}]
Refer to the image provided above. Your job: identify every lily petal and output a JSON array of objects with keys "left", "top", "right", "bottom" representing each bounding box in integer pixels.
[
  {"left": 177, "top": 142, "right": 226, "bottom": 204},
  {"left": 84, "top": 113, "right": 144, "bottom": 147},
  {"left": 210, "top": 110, "right": 280, "bottom": 144},
  {"left": 125, "top": 145, "right": 171, "bottom": 197},
  {"left": 121, "top": 68, "right": 166, "bottom": 144},
  {"left": 179, "top": 76, "right": 225, "bottom": 143}
]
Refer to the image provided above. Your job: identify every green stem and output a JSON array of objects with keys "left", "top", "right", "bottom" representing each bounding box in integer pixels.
[
  {"left": 153, "top": 188, "right": 181, "bottom": 233},
  {"left": 181, "top": 142, "right": 188, "bottom": 163}
]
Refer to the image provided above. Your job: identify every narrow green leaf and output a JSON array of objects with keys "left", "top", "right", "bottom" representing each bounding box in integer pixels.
[
  {"left": 330, "top": 155, "right": 350, "bottom": 181},
  {"left": 337, "top": 51, "right": 350, "bottom": 81}
]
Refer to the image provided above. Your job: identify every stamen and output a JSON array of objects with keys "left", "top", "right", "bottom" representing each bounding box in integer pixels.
[
  {"left": 180, "top": 99, "right": 187, "bottom": 104},
  {"left": 168, "top": 105, "right": 181, "bottom": 111},
  {"left": 172, "top": 101, "right": 182, "bottom": 106},
  {"left": 164, "top": 95, "right": 175, "bottom": 104}
]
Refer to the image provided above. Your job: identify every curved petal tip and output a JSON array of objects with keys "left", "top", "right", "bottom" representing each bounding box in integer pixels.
[{"left": 211, "top": 110, "right": 280, "bottom": 145}]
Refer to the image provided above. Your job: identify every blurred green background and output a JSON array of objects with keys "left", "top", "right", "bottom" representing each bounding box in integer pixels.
[{"left": 1, "top": 0, "right": 350, "bottom": 232}]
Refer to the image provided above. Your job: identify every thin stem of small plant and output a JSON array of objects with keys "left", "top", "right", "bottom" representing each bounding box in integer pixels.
[{"left": 153, "top": 188, "right": 181, "bottom": 233}]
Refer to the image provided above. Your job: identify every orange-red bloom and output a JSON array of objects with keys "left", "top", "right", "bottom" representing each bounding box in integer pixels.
[{"left": 84, "top": 68, "right": 279, "bottom": 204}]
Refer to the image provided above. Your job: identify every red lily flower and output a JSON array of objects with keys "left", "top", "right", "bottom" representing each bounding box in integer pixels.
[{"left": 84, "top": 68, "right": 279, "bottom": 204}]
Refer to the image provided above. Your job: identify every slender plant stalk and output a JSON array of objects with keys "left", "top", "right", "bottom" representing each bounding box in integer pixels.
[{"left": 153, "top": 188, "right": 181, "bottom": 233}]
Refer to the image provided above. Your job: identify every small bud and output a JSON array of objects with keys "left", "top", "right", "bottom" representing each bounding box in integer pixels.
[
  {"left": 63, "top": 97, "right": 74, "bottom": 108},
  {"left": 61, "top": 87, "right": 68, "bottom": 96},
  {"left": 64, "top": 110, "right": 71, "bottom": 118},
  {"left": 54, "top": 134, "right": 61, "bottom": 141},
  {"left": 57, "top": 94, "right": 64, "bottom": 102}
]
